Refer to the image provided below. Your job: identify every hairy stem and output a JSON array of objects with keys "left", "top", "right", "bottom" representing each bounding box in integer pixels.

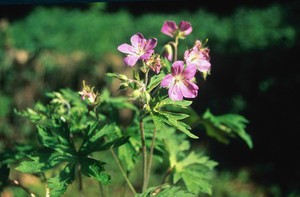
[
  {"left": 98, "top": 182, "right": 105, "bottom": 197},
  {"left": 110, "top": 148, "right": 137, "bottom": 195},
  {"left": 161, "top": 166, "right": 174, "bottom": 184},
  {"left": 77, "top": 163, "right": 84, "bottom": 196},
  {"left": 174, "top": 37, "right": 179, "bottom": 61},
  {"left": 9, "top": 180, "right": 36, "bottom": 197},
  {"left": 139, "top": 114, "right": 148, "bottom": 192},
  {"left": 145, "top": 127, "right": 157, "bottom": 189}
]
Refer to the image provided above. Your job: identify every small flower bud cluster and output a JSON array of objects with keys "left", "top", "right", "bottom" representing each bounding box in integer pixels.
[{"left": 78, "top": 80, "right": 100, "bottom": 106}]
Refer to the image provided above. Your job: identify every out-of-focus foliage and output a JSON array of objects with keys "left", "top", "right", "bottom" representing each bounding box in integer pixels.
[{"left": 4, "top": 5, "right": 295, "bottom": 56}]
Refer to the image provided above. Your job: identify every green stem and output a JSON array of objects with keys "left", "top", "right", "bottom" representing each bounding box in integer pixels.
[
  {"left": 77, "top": 164, "right": 84, "bottom": 196},
  {"left": 145, "top": 126, "right": 157, "bottom": 189},
  {"left": 174, "top": 37, "right": 179, "bottom": 61},
  {"left": 161, "top": 166, "right": 174, "bottom": 184},
  {"left": 98, "top": 182, "right": 105, "bottom": 197},
  {"left": 144, "top": 69, "right": 149, "bottom": 87},
  {"left": 110, "top": 148, "right": 137, "bottom": 195},
  {"left": 139, "top": 114, "right": 148, "bottom": 192}
]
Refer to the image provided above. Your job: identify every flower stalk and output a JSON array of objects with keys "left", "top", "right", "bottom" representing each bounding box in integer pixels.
[
  {"left": 139, "top": 112, "right": 148, "bottom": 192},
  {"left": 110, "top": 148, "right": 137, "bottom": 195}
]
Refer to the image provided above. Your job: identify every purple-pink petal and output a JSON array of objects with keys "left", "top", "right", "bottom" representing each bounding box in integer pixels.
[
  {"left": 169, "top": 83, "right": 183, "bottom": 101},
  {"left": 161, "top": 74, "right": 174, "bottom": 87},
  {"left": 181, "top": 81, "right": 198, "bottom": 98},
  {"left": 183, "top": 65, "right": 197, "bottom": 80},
  {"left": 161, "top": 21, "right": 178, "bottom": 37},
  {"left": 171, "top": 61, "right": 184, "bottom": 76},
  {"left": 179, "top": 21, "right": 192, "bottom": 36},
  {"left": 140, "top": 50, "right": 154, "bottom": 60},
  {"left": 144, "top": 38, "right": 157, "bottom": 51},
  {"left": 118, "top": 44, "right": 136, "bottom": 55},
  {"left": 198, "top": 60, "right": 211, "bottom": 73},
  {"left": 124, "top": 55, "right": 139, "bottom": 67},
  {"left": 130, "top": 33, "right": 145, "bottom": 48}
]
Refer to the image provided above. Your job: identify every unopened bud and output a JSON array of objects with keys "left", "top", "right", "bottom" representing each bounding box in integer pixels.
[
  {"left": 118, "top": 74, "right": 128, "bottom": 81},
  {"left": 132, "top": 90, "right": 141, "bottom": 100},
  {"left": 163, "top": 44, "right": 173, "bottom": 62},
  {"left": 143, "top": 91, "right": 151, "bottom": 103},
  {"left": 119, "top": 83, "right": 129, "bottom": 90}
]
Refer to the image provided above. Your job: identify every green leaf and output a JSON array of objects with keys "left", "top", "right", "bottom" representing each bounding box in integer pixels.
[
  {"left": 173, "top": 152, "right": 217, "bottom": 195},
  {"left": 201, "top": 109, "right": 253, "bottom": 149},
  {"left": 47, "top": 163, "right": 76, "bottom": 197},
  {"left": 80, "top": 158, "right": 111, "bottom": 184},
  {"left": 152, "top": 98, "right": 197, "bottom": 139},
  {"left": 156, "top": 113, "right": 198, "bottom": 139},
  {"left": 0, "top": 144, "right": 34, "bottom": 165},
  {"left": 80, "top": 122, "right": 128, "bottom": 155},
  {"left": 16, "top": 150, "right": 73, "bottom": 173},
  {"left": 118, "top": 142, "right": 138, "bottom": 171},
  {"left": 37, "top": 122, "right": 75, "bottom": 155},
  {"left": 162, "top": 128, "right": 217, "bottom": 195},
  {"left": 147, "top": 71, "right": 165, "bottom": 92},
  {"left": 181, "top": 169, "right": 213, "bottom": 195},
  {"left": 155, "top": 98, "right": 192, "bottom": 110}
]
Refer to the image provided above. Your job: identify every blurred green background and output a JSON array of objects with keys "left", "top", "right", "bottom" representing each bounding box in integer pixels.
[{"left": 0, "top": 1, "right": 299, "bottom": 196}]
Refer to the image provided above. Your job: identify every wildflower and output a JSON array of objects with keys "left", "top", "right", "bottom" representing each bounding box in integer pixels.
[
  {"left": 161, "top": 20, "right": 192, "bottom": 39},
  {"left": 184, "top": 40, "right": 211, "bottom": 79},
  {"left": 161, "top": 61, "right": 198, "bottom": 101},
  {"left": 145, "top": 54, "right": 162, "bottom": 74},
  {"left": 117, "top": 33, "right": 157, "bottom": 67},
  {"left": 79, "top": 81, "right": 100, "bottom": 105}
]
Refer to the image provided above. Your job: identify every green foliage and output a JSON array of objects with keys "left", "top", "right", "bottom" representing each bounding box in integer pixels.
[
  {"left": 152, "top": 98, "right": 197, "bottom": 139},
  {"left": 159, "top": 127, "right": 217, "bottom": 195},
  {"left": 14, "top": 88, "right": 130, "bottom": 196},
  {"left": 80, "top": 158, "right": 110, "bottom": 184},
  {"left": 47, "top": 163, "right": 76, "bottom": 197},
  {"left": 200, "top": 109, "right": 253, "bottom": 149},
  {"left": 16, "top": 150, "right": 71, "bottom": 173},
  {"left": 0, "top": 144, "right": 34, "bottom": 165},
  {"left": 8, "top": 7, "right": 134, "bottom": 56}
]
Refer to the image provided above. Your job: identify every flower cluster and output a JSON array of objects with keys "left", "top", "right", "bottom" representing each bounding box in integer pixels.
[
  {"left": 79, "top": 80, "right": 100, "bottom": 105},
  {"left": 116, "top": 20, "right": 211, "bottom": 101}
]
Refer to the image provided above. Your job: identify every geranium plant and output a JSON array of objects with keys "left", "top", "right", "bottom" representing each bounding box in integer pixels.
[{"left": 0, "top": 20, "right": 252, "bottom": 197}]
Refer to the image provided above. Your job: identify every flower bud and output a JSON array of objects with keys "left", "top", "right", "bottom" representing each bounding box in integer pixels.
[
  {"left": 163, "top": 44, "right": 173, "bottom": 62},
  {"left": 119, "top": 82, "right": 129, "bottom": 90},
  {"left": 142, "top": 91, "right": 151, "bottom": 103},
  {"left": 79, "top": 80, "right": 100, "bottom": 106},
  {"left": 118, "top": 74, "right": 128, "bottom": 81},
  {"left": 132, "top": 90, "right": 141, "bottom": 100}
]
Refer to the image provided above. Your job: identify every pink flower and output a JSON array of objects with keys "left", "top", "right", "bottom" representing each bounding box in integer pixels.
[
  {"left": 184, "top": 40, "right": 211, "bottom": 77},
  {"left": 161, "top": 61, "right": 198, "bottom": 101},
  {"left": 161, "top": 20, "right": 192, "bottom": 39},
  {"left": 117, "top": 33, "right": 157, "bottom": 67}
]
